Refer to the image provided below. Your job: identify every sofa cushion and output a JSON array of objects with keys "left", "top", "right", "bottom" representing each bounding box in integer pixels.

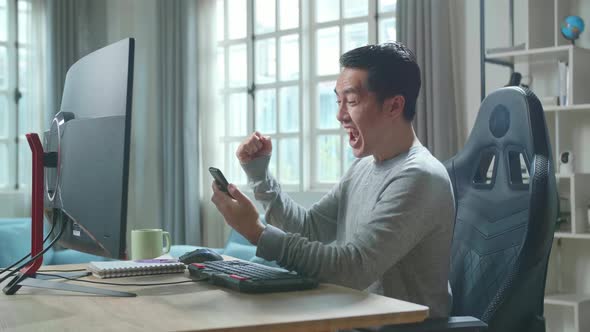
[
  {"left": 223, "top": 241, "right": 258, "bottom": 261},
  {"left": 50, "top": 249, "right": 111, "bottom": 265},
  {"left": 222, "top": 229, "right": 278, "bottom": 267},
  {"left": 0, "top": 218, "right": 54, "bottom": 267}
]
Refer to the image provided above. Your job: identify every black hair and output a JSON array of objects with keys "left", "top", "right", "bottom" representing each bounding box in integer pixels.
[{"left": 339, "top": 42, "right": 421, "bottom": 121}]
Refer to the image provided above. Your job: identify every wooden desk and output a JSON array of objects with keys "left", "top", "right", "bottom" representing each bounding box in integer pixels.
[{"left": 0, "top": 263, "right": 428, "bottom": 332}]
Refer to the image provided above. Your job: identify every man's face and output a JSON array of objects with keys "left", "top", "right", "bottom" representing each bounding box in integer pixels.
[{"left": 335, "top": 68, "right": 390, "bottom": 158}]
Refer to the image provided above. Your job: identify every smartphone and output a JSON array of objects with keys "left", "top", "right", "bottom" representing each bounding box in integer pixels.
[{"left": 209, "top": 167, "right": 230, "bottom": 193}]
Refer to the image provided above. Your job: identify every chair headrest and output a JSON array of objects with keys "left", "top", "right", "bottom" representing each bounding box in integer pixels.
[
  {"left": 451, "top": 87, "right": 549, "bottom": 193},
  {"left": 469, "top": 87, "right": 548, "bottom": 153}
]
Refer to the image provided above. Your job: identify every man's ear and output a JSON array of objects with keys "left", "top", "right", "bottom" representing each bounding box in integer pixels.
[{"left": 384, "top": 95, "right": 406, "bottom": 119}]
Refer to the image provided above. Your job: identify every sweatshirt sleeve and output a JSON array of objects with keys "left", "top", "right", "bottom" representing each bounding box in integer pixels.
[
  {"left": 255, "top": 167, "right": 452, "bottom": 290},
  {"left": 241, "top": 155, "right": 340, "bottom": 244}
]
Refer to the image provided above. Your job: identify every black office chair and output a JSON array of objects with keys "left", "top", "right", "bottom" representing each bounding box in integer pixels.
[{"left": 379, "top": 87, "right": 558, "bottom": 332}]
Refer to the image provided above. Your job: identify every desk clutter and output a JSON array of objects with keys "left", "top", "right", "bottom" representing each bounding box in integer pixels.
[{"left": 88, "top": 260, "right": 186, "bottom": 278}]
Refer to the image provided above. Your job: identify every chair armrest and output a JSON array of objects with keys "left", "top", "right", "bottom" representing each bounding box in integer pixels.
[{"left": 378, "top": 316, "right": 487, "bottom": 332}]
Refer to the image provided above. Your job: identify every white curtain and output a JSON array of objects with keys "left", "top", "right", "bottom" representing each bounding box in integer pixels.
[
  {"left": 18, "top": 0, "right": 47, "bottom": 189},
  {"left": 197, "top": 0, "right": 228, "bottom": 248},
  {"left": 25, "top": 0, "right": 46, "bottom": 132},
  {"left": 7, "top": 0, "right": 48, "bottom": 216},
  {"left": 397, "top": 0, "right": 465, "bottom": 161}
]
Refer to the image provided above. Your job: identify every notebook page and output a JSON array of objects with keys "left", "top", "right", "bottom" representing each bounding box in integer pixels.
[{"left": 88, "top": 260, "right": 186, "bottom": 279}]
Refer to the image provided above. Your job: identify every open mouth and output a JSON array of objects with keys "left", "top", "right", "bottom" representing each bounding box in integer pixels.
[{"left": 347, "top": 128, "right": 361, "bottom": 148}]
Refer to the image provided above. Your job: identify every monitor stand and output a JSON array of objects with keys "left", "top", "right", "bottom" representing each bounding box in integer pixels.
[{"left": 2, "top": 133, "right": 135, "bottom": 297}]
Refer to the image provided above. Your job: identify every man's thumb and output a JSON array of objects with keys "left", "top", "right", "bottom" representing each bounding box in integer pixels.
[{"left": 228, "top": 184, "right": 246, "bottom": 201}]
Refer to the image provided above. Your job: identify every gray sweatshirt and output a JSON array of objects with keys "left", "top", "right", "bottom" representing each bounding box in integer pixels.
[{"left": 244, "top": 145, "right": 455, "bottom": 318}]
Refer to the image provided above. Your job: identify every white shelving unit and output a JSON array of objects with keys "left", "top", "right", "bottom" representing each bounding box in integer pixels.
[
  {"left": 545, "top": 104, "right": 590, "bottom": 113},
  {"left": 486, "top": 45, "right": 590, "bottom": 106},
  {"left": 545, "top": 294, "right": 590, "bottom": 332},
  {"left": 483, "top": 0, "right": 590, "bottom": 331},
  {"left": 544, "top": 101, "right": 590, "bottom": 332},
  {"left": 553, "top": 173, "right": 590, "bottom": 235}
]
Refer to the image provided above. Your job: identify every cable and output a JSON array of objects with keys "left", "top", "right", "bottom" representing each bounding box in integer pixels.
[
  {"left": 1, "top": 266, "right": 206, "bottom": 286},
  {"left": 35, "top": 272, "right": 206, "bottom": 286},
  {"left": 38, "top": 268, "right": 87, "bottom": 273},
  {"left": 0, "top": 219, "right": 57, "bottom": 276},
  {"left": 0, "top": 218, "right": 66, "bottom": 284},
  {"left": 0, "top": 268, "right": 88, "bottom": 275}
]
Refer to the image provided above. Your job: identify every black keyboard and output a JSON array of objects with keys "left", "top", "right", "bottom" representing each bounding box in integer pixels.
[{"left": 188, "top": 260, "right": 318, "bottom": 293}]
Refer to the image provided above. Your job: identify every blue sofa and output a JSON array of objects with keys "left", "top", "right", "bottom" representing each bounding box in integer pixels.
[
  {"left": 0, "top": 218, "right": 273, "bottom": 268},
  {"left": 0, "top": 218, "right": 108, "bottom": 266}
]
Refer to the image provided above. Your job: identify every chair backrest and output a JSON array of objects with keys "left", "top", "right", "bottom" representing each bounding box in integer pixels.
[{"left": 445, "top": 87, "right": 558, "bottom": 331}]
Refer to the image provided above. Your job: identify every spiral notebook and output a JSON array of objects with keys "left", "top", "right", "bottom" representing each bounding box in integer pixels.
[{"left": 88, "top": 260, "right": 186, "bottom": 279}]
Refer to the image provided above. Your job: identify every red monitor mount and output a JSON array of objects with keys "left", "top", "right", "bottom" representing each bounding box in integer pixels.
[
  {"left": 2, "top": 133, "right": 134, "bottom": 297},
  {"left": 22, "top": 133, "right": 44, "bottom": 276}
]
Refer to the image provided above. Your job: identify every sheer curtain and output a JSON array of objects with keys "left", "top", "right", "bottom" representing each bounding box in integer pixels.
[
  {"left": 23, "top": 0, "right": 46, "bottom": 134},
  {"left": 3, "top": 0, "right": 48, "bottom": 216},
  {"left": 197, "top": 0, "right": 227, "bottom": 247},
  {"left": 18, "top": 0, "right": 47, "bottom": 190}
]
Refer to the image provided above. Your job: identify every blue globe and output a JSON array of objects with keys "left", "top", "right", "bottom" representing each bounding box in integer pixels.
[{"left": 561, "top": 16, "right": 585, "bottom": 42}]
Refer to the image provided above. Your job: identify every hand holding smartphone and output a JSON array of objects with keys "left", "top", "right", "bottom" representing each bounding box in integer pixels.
[{"left": 209, "top": 167, "right": 232, "bottom": 196}]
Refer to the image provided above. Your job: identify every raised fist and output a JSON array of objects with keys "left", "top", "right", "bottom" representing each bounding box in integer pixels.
[{"left": 236, "top": 131, "right": 272, "bottom": 164}]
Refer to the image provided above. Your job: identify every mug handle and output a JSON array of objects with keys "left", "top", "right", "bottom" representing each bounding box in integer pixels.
[{"left": 162, "top": 231, "right": 171, "bottom": 254}]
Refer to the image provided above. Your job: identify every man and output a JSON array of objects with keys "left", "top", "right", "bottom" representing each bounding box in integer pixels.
[{"left": 211, "top": 42, "right": 455, "bottom": 317}]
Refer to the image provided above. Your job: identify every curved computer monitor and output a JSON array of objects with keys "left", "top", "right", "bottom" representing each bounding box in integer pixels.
[{"left": 43, "top": 38, "right": 135, "bottom": 259}]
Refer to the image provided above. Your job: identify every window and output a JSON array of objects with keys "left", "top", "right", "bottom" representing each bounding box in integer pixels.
[
  {"left": 0, "top": 0, "right": 40, "bottom": 191},
  {"left": 216, "top": 0, "right": 396, "bottom": 190},
  {"left": 0, "top": 0, "right": 17, "bottom": 190}
]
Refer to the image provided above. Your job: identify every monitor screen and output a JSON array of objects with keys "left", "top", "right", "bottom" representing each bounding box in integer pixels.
[{"left": 43, "top": 38, "right": 135, "bottom": 259}]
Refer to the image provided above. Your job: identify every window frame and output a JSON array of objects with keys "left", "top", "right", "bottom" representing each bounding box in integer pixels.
[
  {"left": 16, "top": 0, "right": 35, "bottom": 190},
  {"left": 219, "top": 0, "right": 304, "bottom": 192},
  {"left": 217, "top": 0, "right": 396, "bottom": 192},
  {"left": 0, "top": 0, "right": 18, "bottom": 190},
  {"left": 309, "top": 1, "right": 379, "bottom": 189},
  {"left": 0, "top": 0, "right": 39, "bottom": 191}
]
